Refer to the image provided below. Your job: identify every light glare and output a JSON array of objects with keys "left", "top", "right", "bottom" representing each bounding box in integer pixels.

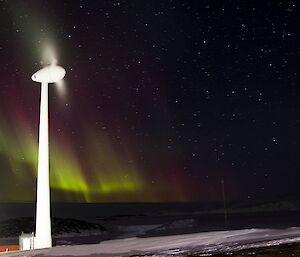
[{"left": 55, "top": 79, "right": 67, "bottom": 98}]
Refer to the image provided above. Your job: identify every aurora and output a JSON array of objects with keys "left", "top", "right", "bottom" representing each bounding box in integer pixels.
[
  {"left": 0, "top": 110, "right": 193, "bottom": 202},
  {"left": 1, "top": 0, "right": 298, "bottom": 204}
]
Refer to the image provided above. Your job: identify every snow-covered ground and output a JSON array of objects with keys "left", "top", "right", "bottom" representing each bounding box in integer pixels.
[
  {"left": 2, "top": 203, "right": 300, "bottom": 256},
  {"left": 5, "top": 227, "right": 300, "bottom": 257}
]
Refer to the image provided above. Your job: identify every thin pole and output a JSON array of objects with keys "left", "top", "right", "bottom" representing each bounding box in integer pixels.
[
  {"left": 35, "top": 82, "right": 52, "bottom": 249},
  {"left": 221, "top": 180, "right": 228, "bottom": 230}
]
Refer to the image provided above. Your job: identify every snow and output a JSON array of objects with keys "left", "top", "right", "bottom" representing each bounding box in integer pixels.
[
  {"left": 10, "top": 227, "right": 300, "bottom": 256},
  {"left": 117, "top": 224, "right": 162, "bottom": 237}
]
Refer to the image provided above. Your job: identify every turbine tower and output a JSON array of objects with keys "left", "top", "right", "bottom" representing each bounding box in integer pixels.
[{"left": 32, "top": 64, "right": 66, "bottom": 249}]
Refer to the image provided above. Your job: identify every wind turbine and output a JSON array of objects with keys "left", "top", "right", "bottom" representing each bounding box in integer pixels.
[{"left": 32, "top": 63, "right": 66, "bottom": 249}]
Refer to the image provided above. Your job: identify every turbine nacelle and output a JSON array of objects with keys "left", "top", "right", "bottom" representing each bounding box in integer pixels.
[{"left": 32, "top": 64, "right": 66, "bottom": 83}]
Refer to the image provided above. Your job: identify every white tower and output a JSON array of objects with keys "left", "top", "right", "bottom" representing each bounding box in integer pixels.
[{"left": 32, "top": 64, "right": 66, "bottom": 249}]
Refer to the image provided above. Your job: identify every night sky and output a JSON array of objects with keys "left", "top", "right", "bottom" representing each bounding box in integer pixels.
[{"left": 0, "top": 0, "right": 299, "bottom": 203}]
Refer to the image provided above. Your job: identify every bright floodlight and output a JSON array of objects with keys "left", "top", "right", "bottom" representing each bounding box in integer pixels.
[
  {"left": 32, "top": 64, "right": 66, "bottom": 249},
  {"left": 32, "top": 64, "right": 66, "bottom": 83}
]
